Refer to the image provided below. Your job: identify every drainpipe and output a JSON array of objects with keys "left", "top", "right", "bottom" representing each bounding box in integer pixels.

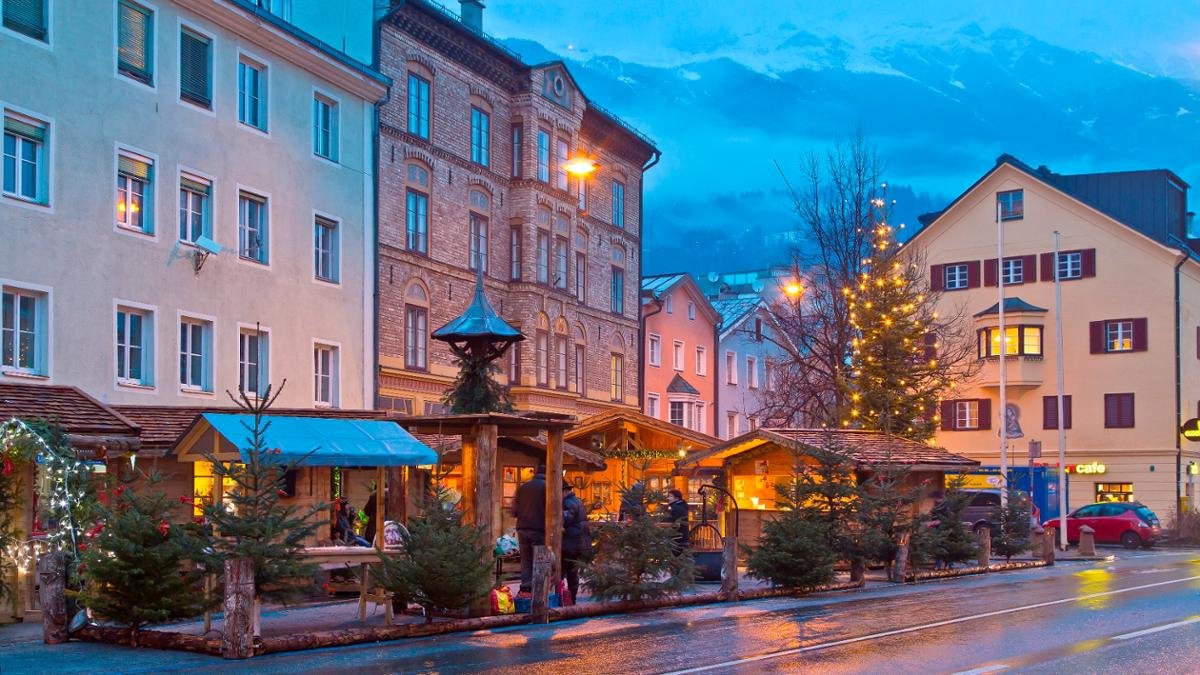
[
  {"left": 370, "top": 11, "right": 394, "bottom": 410},
  {"left": 712, "top": 320, "right": 720, "bottom": 436},
  {"left": 1169, "top": 235, "right": 1192, "bottom": 512},
  {"left": 636, "top": 149, "right": 662, "bottom": 410}
]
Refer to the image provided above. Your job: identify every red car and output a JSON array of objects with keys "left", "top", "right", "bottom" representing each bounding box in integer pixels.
[{"left": 1043, "top": 502, "right": 1162, "bottom": 549}]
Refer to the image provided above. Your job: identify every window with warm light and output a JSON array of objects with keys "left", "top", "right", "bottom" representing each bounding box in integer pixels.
[
  {"left": 116, "top": 151, "right": 153, "bottom": 234},
  {"left": 979, "top": 325, "right": 1042, "bottom": 357},
  {"left": 1106, "top": 320, "right": 1133, "bottom": 352}
]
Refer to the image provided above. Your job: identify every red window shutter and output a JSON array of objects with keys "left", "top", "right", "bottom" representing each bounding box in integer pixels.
[
  {"left": 1089, "top": 321, "right": 1105, "bottom": 354},
  {"left": 966, "top": 260, "right": 981, "bottom": 288},
  {"left": 983, "top": 258, "right": 998, "bottom": 287},
  {"left": 977, "top": 398, "right": 992, "bottom": 430},
  {"left": 1132, "top": 317, "right": 1148, "bottom": 351},
  {"left": 1064, "top": 395, "right": 1073, "bottom": 429},
  {"left": 1081, "top": 249, "right": 1097, "bottom": 278},
  {"left": 1042, "top": 395, "right": 1056, "bottom": 429},
  {"left": 1123, "top": 394, "right": 1135, "bottom": 427},
  {"left": 1040, "top": 253, "right": 1054, "bottom": 282},
  {"left": 1104, "top": 394, "right": 1118, "bottom": 428},
  {"left": 930, "top": 264, "right": 944, "bottom": 292},
  {"left": 940, "top": 401, "right": 955, "bottom": 431},
  {"left": 1022, "top": 255, "right": 1037, "bottom": 284},
  {"left": 1196, "top": 326, "right": 1200, "bottom": 359}
]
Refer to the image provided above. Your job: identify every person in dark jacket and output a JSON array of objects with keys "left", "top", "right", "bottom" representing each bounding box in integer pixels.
[
  {"left": 667, "top": 489, "right": 690, "bottom": 554},
  {"left": 561, "top": 481, "right": 590, "bottom": 602},
  {"left": 363, "top": 492, "right": 378, "bottom": 546},
  {"left": 511, "top": 465, "right": 547, "bottom": 593}
]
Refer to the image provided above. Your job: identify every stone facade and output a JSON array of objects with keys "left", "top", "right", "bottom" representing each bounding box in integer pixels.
[{"left": 374, "top": 1, "right": 659, "bottom": 418}]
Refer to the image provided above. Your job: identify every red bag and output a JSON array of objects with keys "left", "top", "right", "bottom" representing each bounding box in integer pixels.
[{"left": 558, "top": 578, "right": 573, "bottom": 607}]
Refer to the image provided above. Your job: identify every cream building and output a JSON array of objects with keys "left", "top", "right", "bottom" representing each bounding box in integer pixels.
[
  {"left": 909, "top": 154, "right": 1200, "bottom": 518},
  {"left": 0, "top": 0, "right": 387, "bottom": 410}
]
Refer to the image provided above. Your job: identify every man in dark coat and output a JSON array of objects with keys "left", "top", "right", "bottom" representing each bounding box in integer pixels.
[
  {"left": 561, "top": 481, "right": 590, "bottom": 602},
  {"left": 512, "top": 465, "right": 547, "bottom": 593},
  {"left": 667, "top": 489, "right": 690, "bottom": 554}
]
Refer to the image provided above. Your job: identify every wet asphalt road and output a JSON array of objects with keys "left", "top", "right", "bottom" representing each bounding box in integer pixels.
[{"left": 6, "top": 549, "right": 1200, "bottom": 674}]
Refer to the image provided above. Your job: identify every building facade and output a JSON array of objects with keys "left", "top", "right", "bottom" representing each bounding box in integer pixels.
[
  {"left": 373, "top": 0, "right": 658, "bottom": 418},
  {"left": 712, "top": 298, "right": 789, "bottom": 439},
  {"left": 910, "top": 155, "right": 1200, "bottom": 518},
  {"left": 641, "top": 274, "right": 719, "bottom": 436}
]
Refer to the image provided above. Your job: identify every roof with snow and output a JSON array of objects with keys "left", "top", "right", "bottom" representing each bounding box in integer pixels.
[
  {"left": 711, "top": 297, "right": 762, "bottom": 331},
  {"left": 641, "top": 273, "right": 688, "bottom": 298}
]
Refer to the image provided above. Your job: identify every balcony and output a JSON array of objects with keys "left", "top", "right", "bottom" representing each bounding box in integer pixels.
[{"left": 977, "top": 354, "right": 1044, "bottom": 388}]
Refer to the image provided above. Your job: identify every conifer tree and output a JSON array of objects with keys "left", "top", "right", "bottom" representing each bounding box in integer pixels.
[
  {"left": 583, "top": 485, "right": 694, "bottom": 602},
  {"left": 990, "top": 488, "right": 1032, "bottom": 562},
  {"left": 78, "top": 477, "right": 214, "bottom": 646},
  {"left": 444, "top": 358, "right": 514, "bottom": 414},
  {"left": 203, "top": 382, "right": 323, "bottom": 605},
  {"left": 922, "top": 477, "right": 978, "bottom": 568}
]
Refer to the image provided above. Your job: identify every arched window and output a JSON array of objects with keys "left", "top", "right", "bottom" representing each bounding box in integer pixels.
[
  {"left": 405, "top": 162, "right": 431, "bottom": 253},
  {"left": 610, "top": 333, "right": 625, "bottom": 402},
  {"left": 404, "top": 280, "right": 429, "bottom": 370}
]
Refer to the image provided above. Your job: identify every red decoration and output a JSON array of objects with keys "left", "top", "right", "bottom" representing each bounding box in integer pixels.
[
  {"left": 157, "top": 520, "right": 170, "bottom": 536},
  {"left": 2, "top": 456, "right": 12, "bottom": 475},
  {"left": 178, "top": 495, "right": 193, "bottom": 504},
  {"left": 276, "top": 489, "right": 288, "bottom": 498},
  {"left": 114, "top": 485, "right": 126, "bottom": 496}
]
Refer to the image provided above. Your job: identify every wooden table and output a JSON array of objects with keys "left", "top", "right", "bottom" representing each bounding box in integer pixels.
[{"left": 300, "top": 546, "right": 403, "bottom": 622}]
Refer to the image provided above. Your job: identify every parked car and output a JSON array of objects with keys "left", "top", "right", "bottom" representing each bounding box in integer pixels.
[
  {"left": 1043, "top": 502, "right": 1161, "bottom": 549},
  {"left": 959, "top": 489, "right": 1040, "bottom": 533}
]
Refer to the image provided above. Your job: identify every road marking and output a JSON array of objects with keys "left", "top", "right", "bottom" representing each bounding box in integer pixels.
[
  {"left": 661, "top": 574, "right": 1200, "bottom": 675},
  {"left": 1112, "top": 616, "right": 1200, "bottom": 641},
  {"left": 951, "top": 666, "right": 1009, "bottom": 675}
]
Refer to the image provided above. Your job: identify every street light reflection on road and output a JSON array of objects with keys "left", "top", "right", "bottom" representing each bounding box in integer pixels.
[{"left": 1074, "top": 567, "right": 1114, "bottom": 610}]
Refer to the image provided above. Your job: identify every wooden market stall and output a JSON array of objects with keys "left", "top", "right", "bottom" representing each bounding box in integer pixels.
[{"left": 677, "top": 428, "right": 980, "bottom": 549}]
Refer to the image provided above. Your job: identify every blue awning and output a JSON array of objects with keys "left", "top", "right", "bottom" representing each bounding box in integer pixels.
[{"left": 200, "top": 413, "right": 438, "bottom": 467}]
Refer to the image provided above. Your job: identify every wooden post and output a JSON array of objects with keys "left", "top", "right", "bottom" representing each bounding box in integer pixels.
[
  {"left": 386, "top": 467, "right": 404, "bottom": 526},
  {"left": 477, "top": 423, "right": 499, "bottom": 548},
  {"left": 222, "top": 558, "right": 254, "bottom": 659},
  {"left": 977, "top": 526, "right": 991, "bottom": 568},
  {"left": 530, "top": 545, "right": 554, "bottom": 624},
  {"left": 38, "top": 551, "right": 67, "bottom": 644},
  {"left": 1042, "top": 528, "right": 1056, "bottom": 565},
  {"left": 546, "top": 428, "right": 565, "bottom": 588},
  {"left": 374, "top": 466, "right": 386, "bottom": 550},
  {"left": 399, "top": 466, "right": 410, "bottom": 524},
  {"left": 891, "top": 531, "right": 911, "bottom": 582},
  {"left": 461, "top": 427, "right": 479, "bottom": 528},
  {"left": 720, "top": 507, "right": 738, "bottom": 600}
]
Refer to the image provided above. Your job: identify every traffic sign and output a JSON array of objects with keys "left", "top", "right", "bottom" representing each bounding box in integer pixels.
[{"left": 1182, "top": 418, "right": 1200, "bottom": 441}]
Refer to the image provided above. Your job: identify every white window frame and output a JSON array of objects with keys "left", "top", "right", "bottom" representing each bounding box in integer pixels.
[
  {"left": 646, "top": 393, "right": 660, "bottom": 418},
  {"left": 1106, "top": 320, "right": 1134, "bottom": 353},
  {"left": 312, "top": 210, "right": 340, "bottom": 284},
  {"left": 312, "top": 339, "right": 340, "bottom": 408},
  {"left": 1001, "top": 258, "right": 1023, "bottom": 285},
  {"left": 114, "top": 0, "right": 157, "bottom": 92},
  {"left": 694, "top": 401, "right": 706, "bottom": 434},
  {"left": 726, "top": 411, "right": 739, "bottom": 439},
  {"left": 1057, "top": 251, "right": 1082, "bottom": 280},
  {"left": 312, "top": 88, "right": 340, "bottom": 163},
  {"left": 236, "top": 50, "right": 269, "bottom": 134},
  {"left": 696, "top": 346, "right": 707, "bottom": 376},
  {"left": 113, "top": 299, "right": 156, "bottom": 390},
  {"left": 672, "top": 340, "right": 684, "bottom": 371},
  {"left": 747, "top": 355, "right": 759, "bottom": 389},
  {"left": 178, "top": 311, "right": 215, "bottom": 395},
  {"left": 2, "top": 106, "right": 51, "bottom": 208},
  {"left": 114, "top": 145, "right": 157, "bottom": 238},
  {"left": 177, "top": 167, "right": 212, "bottom": 245},
  {"left": 725, "top": 350, "right": 737, "bottom": 385},
  {"left": 954, "top": 400, "right": 980, "bottom": 430},
  {"left": 668, "top": 399, "right": 686, "bottom": 427},
  {"left": 687, "top": 302, "right": 696, "bottom": 320},
  {"left": 0, "top": 279, "right": 51, "bottom": 379},
  {"left": 944, "top": 263, "right": 968, "bottom": 290},
  {"left": 236, "top": 323, "right": 270, "bottom": 397},
  {"left": 236, "top": 185, "right": 270, "bottom": 267},
  {"left": 1, "top": 0, "right": 53, "bottom": 49},
  {"left": 177, "top": 19, "right": 215, "bottom": 115},
  {"left": 647, "top": 333, "right": 661, "bottom": 367}
]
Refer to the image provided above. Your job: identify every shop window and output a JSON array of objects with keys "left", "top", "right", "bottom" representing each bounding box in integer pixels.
[{"left": 1095, "top": 482, "right": 1134, "bottom": 503}]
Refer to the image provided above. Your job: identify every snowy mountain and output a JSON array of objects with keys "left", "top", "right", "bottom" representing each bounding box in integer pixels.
[{"left": 499, "top": 24, "right": 1200, "bottom": 275}]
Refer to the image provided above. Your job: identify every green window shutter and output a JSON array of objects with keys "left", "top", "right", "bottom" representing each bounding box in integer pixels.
[
  {"left": 4, "top": 116, "right": 45, "bottom": 143},
  {"left": 118, "top": 155, "right": 151, "bottom": 180},
  {"left": 179, "top": 29, "right": 210, "bottom": 106},
  {"left": 3, "top": 0, "right": 47, "bottom": 41},
  {"left": 118, "top": 0, "right": 152, "bottom": 84},
  {"left": 180, "top": 175, "right": 209, "bottom": 194}
]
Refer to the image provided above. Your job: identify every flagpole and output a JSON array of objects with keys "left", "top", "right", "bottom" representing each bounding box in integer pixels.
[
  {"left": 1053, "top": 231, "right": 1068, "bottom": 548},
  {"left": 998, "top": 201, "right": 1008, "bottom": 506}
]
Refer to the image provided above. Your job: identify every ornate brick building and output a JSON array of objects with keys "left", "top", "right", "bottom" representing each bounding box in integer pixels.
[{"left": 374, "top": 1, "right": 659, "bottom": 418}]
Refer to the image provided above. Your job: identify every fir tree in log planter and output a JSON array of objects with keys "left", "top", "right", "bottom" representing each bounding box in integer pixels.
[
  {"left": 373, "top": 487, "right": 492, "bottom": 622},
  {"left": 990, "top": 488, "right": 1033, "bottom": 562},
  {"left": 203, "top": 383, "right": 324, "bottom": 611},
  {"left": 744, "top": 468, "right": 839, "bottom": 590},
  {"left": 920, "top": 476, "right": 978, "bottom": 568},
  {"left": 582, "top": 485, "right": 694, "bottom": 603},
  {"left": 78, "top": 477, "right": 214, "bottom": 646}
]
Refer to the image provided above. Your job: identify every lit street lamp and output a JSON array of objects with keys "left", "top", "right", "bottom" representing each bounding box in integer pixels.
[{"left": 562, "top": 155, "right": 598, "bottom": 176}]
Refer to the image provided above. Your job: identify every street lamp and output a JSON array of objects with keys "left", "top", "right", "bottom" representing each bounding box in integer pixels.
[{"left": 562, "top": 155, "right": 598, "bottom": 176}]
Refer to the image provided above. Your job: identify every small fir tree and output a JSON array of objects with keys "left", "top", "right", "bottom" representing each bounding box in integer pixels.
[
  {"left": 990, "top": 488, "right": 1033, "bottom": 562},
  {"left": 786, "top": 438, "right": 866, "bottom": 569},
  {"left": 78, "top": 477, "right": 214, "bottom": 645},
  {"left": 582, "top": 485, "right": 694, "bottom": 602},
  {"left": 444, "top": 358, "right": 514, "bottom": 414},
  {"left": 744, "top": 477, "right": 839, "bottom": 589},
  {"left": 372, "top": 486, "right": 492, "bottom": 622},
  {"left": 203, "top": 382, "right": 324, "bottom": 605},
  {"left": 856, "top": 464, "right": 921, "bottom": 580},
  {"left": 924, "top": 477, "right": 978, "bottom": 568}
]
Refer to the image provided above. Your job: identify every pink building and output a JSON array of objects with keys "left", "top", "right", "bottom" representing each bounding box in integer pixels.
[{"left": 641, "top": 274, "right": 720, "bottom": 435}]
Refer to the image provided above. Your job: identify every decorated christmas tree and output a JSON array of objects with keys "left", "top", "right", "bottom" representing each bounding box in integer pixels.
[
  {"left": 583, "top": 485, "right": 694, "bottom": 602},
  {"left": 78, "top": 477, "right": 214, "bottom": 645},
  {"left": 202, "top": 382, "right": 323, "bottom": 606},
  {"left": 372, "top": 486, "right": 493, "bottom": 622},
  {"left": 843, "top": 199, "right": 957, "bottom": 441}
]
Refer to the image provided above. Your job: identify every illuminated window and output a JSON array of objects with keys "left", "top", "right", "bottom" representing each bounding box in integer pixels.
[
  {"left": 1106, "top": 320, "right": 1133, "bottom": 352},
  {"left": 955, "top": 400, "right": 979, "bottom": 429}
]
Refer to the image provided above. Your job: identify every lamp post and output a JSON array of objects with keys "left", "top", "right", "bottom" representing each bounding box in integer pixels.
[{"left": 563, "top": 155, "right": 598, "bottom": 212}]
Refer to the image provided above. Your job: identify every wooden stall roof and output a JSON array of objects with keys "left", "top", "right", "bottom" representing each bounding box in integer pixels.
[
  {"left": 394, "top": 412, "right": 577, "bottom": 437},
  {"left": 566, "top": 409, "right": 720, "bottom": 454},
  {"left": 431, "top": 434, "right": 605, "bottom": 470},
  {"left": 1, "top": 382, "right": 140, "bottom": 449},
  {"left": 679, "top": 428, "right": 980, "bottom": 472}
]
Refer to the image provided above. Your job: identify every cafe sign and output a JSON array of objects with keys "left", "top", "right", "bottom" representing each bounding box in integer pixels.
[{"left": 1064, "top": 462, "right": 1106, "bottom": 475}]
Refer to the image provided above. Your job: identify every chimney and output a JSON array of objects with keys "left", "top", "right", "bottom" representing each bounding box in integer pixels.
[{"left": 459, "top": 0, "right": 484, "bottom": 33}]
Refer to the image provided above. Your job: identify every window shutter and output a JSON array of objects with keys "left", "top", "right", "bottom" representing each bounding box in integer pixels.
[
  {"left": 1104, "top": 394, "right": 1117, "bottom": 427},
  {"left": 1040, "top": 253, "right": 1054, "bottom": 282},
  {"left": 3, "top": 116, "right": 44, "bottom": 142},
  {"left": 983, "top": 258, "right": 997, "bottom": 287},
  {"left": 930, "top": 264, "right": 944, "bottom": 292},
  {"left": 966, "top": 260, "right": 981, "bottom": 288},
  {"left": 1064, "top": 395, "right": 1073, "bottom": 429},
  {"left": 1022, "top": 255, "right": 1037, "bottom": 283},
  {"left": 977, "top": 399, "right": 992, "bottom": 430},
  {"left": 180, "top": 175, "right": 209, "bottom": 194},
  {"left": 118, "top": 155, "right": 151, "bottom": 180},
  {"left": 1123, "top": 394, "right": 1135, "bottom": 427},
  {"left": 1081, "top": 249, "right": 1097, "bottom": 278},
  {"left": 1042, "top": 395, "right": 1056, "bottom": 429},
  {"left": 1089, "top": 320, "right": 1104, "bottom": 354},
  {"left": 1132, "top": 317, "right": 1148, "bottom": 351},
  {"left": 939, "top": 401, "right": 954, "bottom": 431},
  {"left": 180, "top": 30, "right": 210, "bottom": 106},
  {"left": 3, "top": 0, "right": 46, "bottom": 41},
  {"left": 118, "top": 1, "right": 152, "bottom": 82},
  {"left": 1196, "top": 326, "right": 1200, "bottom": 359}
]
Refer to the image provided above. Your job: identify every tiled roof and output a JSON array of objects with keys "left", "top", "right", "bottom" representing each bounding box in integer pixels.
[
  {"left": 640, "top": 273, "right": 687, "bottom": 298},
  {"left": 567, "top": 408, "right": 720, "bottom": 451},
  {"left": 682, "top": 428, "right": 979, "bottom": 470},
  {"left": 113, "top": 405, "right": 390, "bottom": 450},
  {"left": 0, "top": 383, "right": 139, "bottom": 437},
  {"left": 666, "top": 374, "right": 700, "bottom": 395},
  {"left": 974, "top": 297, "right": 1048, "bottom": 317}
]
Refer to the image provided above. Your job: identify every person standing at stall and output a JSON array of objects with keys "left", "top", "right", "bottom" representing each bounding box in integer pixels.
[
  {"left": 512, "top": 465, "right": 547, "bottom": 594},
  {"left": 562, "top": 480, "right": 590, "bottom": 603},
  {"left": 667, "top": 489, "right": 690, "bottom": 554}
]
